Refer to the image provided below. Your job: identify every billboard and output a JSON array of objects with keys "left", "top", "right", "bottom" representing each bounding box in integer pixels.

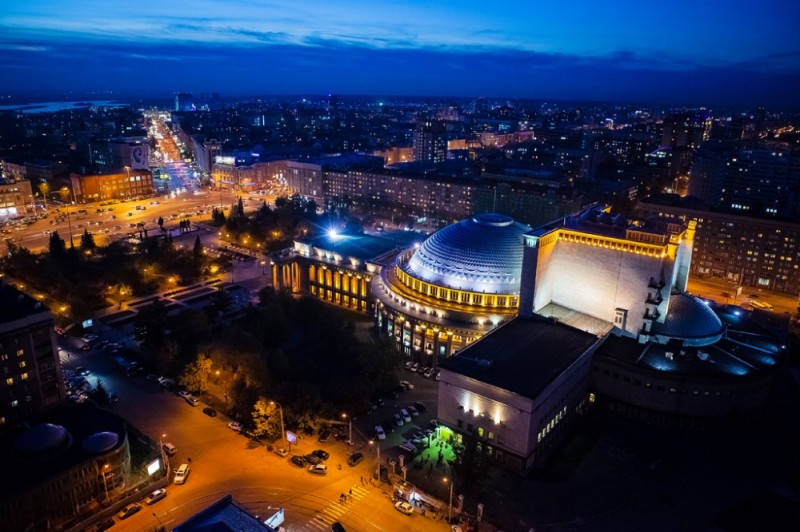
[
  {"left": 146, "top": 458, "right": 161, "bottom": 476},
  {"left": 286, "top": 431, "right": 297, "bottom": 445}
]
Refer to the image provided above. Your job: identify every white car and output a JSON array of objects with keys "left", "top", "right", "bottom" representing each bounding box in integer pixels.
[
  {"left": 400, "top": 409, "right": 412, "bottom": 423},
  {"left": 146, "top": 488, "right": 167, "bottom": 505},
  {"left": 374, "top": 425, "right": 386, "bottom": 440},
  {"left": 177, "top": 390, "right": 191, "bottom": 399},
  {"left": 227, "top": 421, "right": 243, "bottom": 432},
  {"left": 394, "top": 501, "right": 414, "bottom": 515},
  {"left": 308, "top": 463, "right": 328, "bottom": 475},
  {"left": 399, "top": 380, "right": 415, "bottom": 390}
]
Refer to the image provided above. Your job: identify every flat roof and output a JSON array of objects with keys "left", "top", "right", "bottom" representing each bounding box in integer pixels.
[
  {"left": 173, "top": 495, "right": 272, "bottom": 531},
  {"left": 301, "top": 232, "right": 407, "bottom": 262},
  {"left": 0, "top": 281, "right": 50, "bottom": 326},
  {"left": 439, "top": 316, "right": 598, "bottom": 399}
]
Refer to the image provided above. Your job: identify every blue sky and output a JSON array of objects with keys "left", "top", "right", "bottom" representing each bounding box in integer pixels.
[{"left": 1, "top": 0, "right": 798, "bottom": 105}]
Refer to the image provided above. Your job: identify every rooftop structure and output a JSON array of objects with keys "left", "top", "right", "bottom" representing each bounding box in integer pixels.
[{"left": 174, "top": 495, "right": 273, "bottom": 531}]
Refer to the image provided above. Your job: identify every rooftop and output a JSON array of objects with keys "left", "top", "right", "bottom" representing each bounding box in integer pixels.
[
  {"left": 173, "top": 495, "right": 272, "bottom": 531},
  {"left": 299, "top": 231, "right": 412, "bottom": 262},
  {"left": 440, "top": 316, "right": 599, "bottom": 399},
  {"left": 0, "top": 281, "right": 50, "bottom": 327}
]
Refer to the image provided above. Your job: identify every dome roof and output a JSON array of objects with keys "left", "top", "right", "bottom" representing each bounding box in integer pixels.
[
  {"left": 15, "top": 423, "right": 69, "bottom": 454},
  {"left": 82, "top": 432, "right": 120, "bottom": 454},
  {"left": 403, "top": 213, "right": 531, "bottom": 294},
  {"left": 652, "top": 293, "right": 724, "bottom": 346}
]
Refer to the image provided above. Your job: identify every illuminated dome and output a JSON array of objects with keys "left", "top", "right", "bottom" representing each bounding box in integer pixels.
[
  {"left": 652, "top": 293, "right": 725, "bottom": 346},
  {"left": 82, "top": 432, "right": 120, "bottom": 455},
  {"left": 403, "top": 213, "right": 531, "bottom": 294}
]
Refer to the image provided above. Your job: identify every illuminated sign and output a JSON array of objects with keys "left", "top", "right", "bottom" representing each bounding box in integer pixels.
[
  {"left": 264, "top": 508, "right": 285, "bottom": 528},
  {"left": 146, "top": 458, "right": 161, "bottom": 476},
  {"left": 286, "top": 431, "right": 297, "bottom": 445},
  {"left": 215, "top": 156, "right": 235, "bottom": 165},
  {"left": 81, "top": 319, "right": 93, "bottom": 328}
]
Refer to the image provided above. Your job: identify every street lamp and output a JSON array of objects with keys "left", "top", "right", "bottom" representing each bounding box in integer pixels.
[
  {"left": 101, "top": 463, "right": 111, "bottom": 503},
  {"left": 443, "top": 476, "right": 454, "bottom": 524},
  {"left": 341, "top": 413, "right": 352, "bottom": 455},
  {"left": 369, "top": 439, "right": 381, "bottom": 483},
  {"left": 270, "top": 401, "right": 287, "bottom": 451}
]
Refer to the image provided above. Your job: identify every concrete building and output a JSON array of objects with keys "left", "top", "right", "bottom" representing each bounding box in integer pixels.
[
  {"left": 0, "top": 179, "right": 34, "bottom": 218},
  {"left": 438, "top": 317, "right": 601, "bottom": 473},
  {"left": 637, "top": 195, "right": 800, "bottom": 295},
  {"left": 0, "top": 281, "right": 65, "bottom": 429},
  {"left": 174, "top": 495, "right": 274, "bottom": 531},
  {"left": 0, "top": 404, "right": 132, "bottom": 531},
  {"left": 413, "top": 119, "right": 447, "bottom": 163},
  {"left": 70, "top": 169, "right": 154, "bottom": 202}
]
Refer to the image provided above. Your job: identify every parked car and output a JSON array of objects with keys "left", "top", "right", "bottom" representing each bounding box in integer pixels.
[
  {"left": 317, "top": 429, "right": 331, "bottom": 443},
  {"left": 404, "top": 361, "right": 413, "bottom": 370},
  {"left": 400, "top": 409, "right": 412, "bottom": 423},
  {"left": 173, "top": 463, "right": 190, "bottom": 484},
  {"left": 146, "top": 488, "right": 167, "bottom": 505},
  {"left": 347, "top": 452, "right": 364, "bottom": 466},
  {"left": 399, "top": 380, "right": 414, "bottom": 390},
  {"left": 290, "top": 455, "right": 306, "bottom": 467},
  {"left": 413, "top": 431, "right": 427, "bottom": 442},
  {"left": 177, "top": 390, "right": 191, "bottom": 399},
  {"left": 375, "top": 425, "right": 386, "bottom": 440},
  {"left": 312, "top": 449, "right": 330, "bottom": 460},
  {"left": 95, "top": 518, "right": 116, "bottom": 530},
  {"left": 273, "top": 447, "right": 289, "bottom": 458},
  {"left": 117, "top": 503, "right": 142, "bottom": 520},
  {"left": 184, "top": 395, "right": 199, "bottom": 407},
  {"left": 203, "top": 407, "right": 217, "bottom": 417},
  {"left": 308, "top": 463, "right": 328, "bottom": 475},
  {"left": 393, "top": 413, "right": 404, "bottom": 426},
  {"left": 406, "top": 405, "right": 419, "bottom": 417},
  {"left": 304, "top": 453, "right": 321, "bottom": 465},
  {"left": 227, "top": 421, "right": 243, "bottom": 432},
  {"left": 410, "top": 362, "right": 420, "bottom": 372},
  {"left": 414, "top": 401, "right": 427, "bottom": 413},
  {"left": 435, "top": 371, "right": 441, "bottom": 381},
  {"left": 76, "top": 366, "right": 90, "bottom": 376},
  {"left": 394, "top": 501, "right": 414, "bottom": 515},
  {"left": 424, "top": 367, "right": 436, "bottom": 378},
  {"left": 417, "top": 365, "right": 428, "bottom": 375}
]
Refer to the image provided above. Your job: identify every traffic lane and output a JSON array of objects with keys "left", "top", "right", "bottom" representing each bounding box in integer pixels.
[{"left": 687, "top": 277, "right": 797, "bottom": 315}]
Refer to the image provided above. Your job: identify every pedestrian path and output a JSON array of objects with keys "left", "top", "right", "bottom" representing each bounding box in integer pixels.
[{"left": 301, "top": 485, "right": 371, "bottom": 531}]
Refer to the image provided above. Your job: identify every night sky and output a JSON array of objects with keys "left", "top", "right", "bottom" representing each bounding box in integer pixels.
[{"left": 1, "top": 0, "right": 799, "bottom": 106}]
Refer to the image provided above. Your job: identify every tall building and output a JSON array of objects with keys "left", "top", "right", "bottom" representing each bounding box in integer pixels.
[
  {"left": 413, "top": 119, "right": 447, "bottom": 163},
  {"left": 175, "top": 92, "right": 193, "bottom": 112},
  {"left": 661, "top": 112, "right": 712, "bottom": 149},
  {"left": 689, "top": 141, "right": 800, "bottom": 218},
  {"left": 0, "top": 282, "right": 65, "bottom": 429}
]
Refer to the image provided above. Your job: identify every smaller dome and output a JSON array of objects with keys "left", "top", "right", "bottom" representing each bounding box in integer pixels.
[
  {"left": 82, "top": 432, "right": 119, "bottom": 454},
  {"left": 15, "top": 423, "right": 69, "bottom": 454},
  {"left": 652, "top": 293, "right": 724, "bottom": 346}
]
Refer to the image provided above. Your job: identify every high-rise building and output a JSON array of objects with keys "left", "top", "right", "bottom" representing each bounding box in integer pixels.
[
  {"left": 0, "top": 282, "right": 65, "bottom": 429},
  {"left": 175, "top": 92, "right": 193, "bottom": 112},
  {"left": 412, "top": 119, "right": 447, "bottom": 163},
  {"left": 660, "top": 112, "right": 712, "bottom": 149}
]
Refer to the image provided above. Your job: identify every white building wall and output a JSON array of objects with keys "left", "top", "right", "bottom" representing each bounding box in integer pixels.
[
  {"left": 534, "top": 242, "right": 674, "bottom": 336},
  {"left": 438, "top": 370, "right": 534, "bottom": 456}
]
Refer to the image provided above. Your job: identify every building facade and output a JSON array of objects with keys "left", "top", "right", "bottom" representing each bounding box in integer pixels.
[
  {"left": 0, "top": 179, "right": 34, "bottom": 218},
  {"left": 70, "top": 169, "right": 154, "bottom": 202},
  {"left": 0, "top": 282, "right": 65, "bottom": 429}
]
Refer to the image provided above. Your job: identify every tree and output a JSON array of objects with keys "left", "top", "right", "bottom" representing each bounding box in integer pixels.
[
  {"left": 80, "top": 229, "right": 96, "bottom": 251},
  {"left": 134, "top": 299, "right": 168, "bottom": 349},
  {"left": 155, "top": 339, "right": 181, "bottom": 377},
  {"left": 48, "top": 231, "right": 66, "bottom": 258},
  {"left": 93, "top": 379, "right": 110, "bottom": 406},
  {"left": 179, "top": 353, "right": 213, "bottom": 393},
  {"left": 228, "top": 376, "right": 260, "bottom": 422},
  {"left": 38, "top": 182, "right": 50, "bottom": 209},
  {"left": 206, "top": 289, "right": 232, "bottom": 321},
  {"left": 235, "top": 197, "right": 245, "bottom": 218},
  {"left": 251, "top": 397, "right": 282, "bottom": 441},
  {"left": 193, "top": 235, "right": 203, "bottom": 259}
]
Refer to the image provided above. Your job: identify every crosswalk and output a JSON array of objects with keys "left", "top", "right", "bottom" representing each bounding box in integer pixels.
[{"left": 302, "top": 485, "right": 371, "bottom": 531}]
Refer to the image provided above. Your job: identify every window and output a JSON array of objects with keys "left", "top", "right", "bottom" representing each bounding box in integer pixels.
[
  {"left": 5, "top": 377, "right": 12, "bottom": 385},
  {"left": 457, "top": 419, "right": 463, "bottom": 429}
]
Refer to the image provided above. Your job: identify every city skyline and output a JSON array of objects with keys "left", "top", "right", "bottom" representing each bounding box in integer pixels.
[{"left": 2, "top": 0, "right": 799, "bottom": 106}]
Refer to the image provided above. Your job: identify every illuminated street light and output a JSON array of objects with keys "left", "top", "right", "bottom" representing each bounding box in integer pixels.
[
  {"left": 443, "top": 476, "right": 454, "bottom": 524},
  {"left": 341, "top": 413, "right": 352, "bottom": 455}
]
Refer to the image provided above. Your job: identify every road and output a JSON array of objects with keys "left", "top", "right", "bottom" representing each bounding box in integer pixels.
[
  {"left": 59, "top": 342, "right": 449, "bottom": 531},
  {"left": 686, "top": 276, "right": 798, "bottom": 315}
]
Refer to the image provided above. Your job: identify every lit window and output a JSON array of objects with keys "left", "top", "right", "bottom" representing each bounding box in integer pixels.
[{"left": 5, "top": 377, "right": 12, "bottom": 385}]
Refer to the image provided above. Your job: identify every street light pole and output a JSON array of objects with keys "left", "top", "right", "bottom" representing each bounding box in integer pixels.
[
  {"left": 341, "top": 413, "right": 352, "bottom": 455},
  {"left": 444, "top": 477, "right": 454, "bottom": 524}
]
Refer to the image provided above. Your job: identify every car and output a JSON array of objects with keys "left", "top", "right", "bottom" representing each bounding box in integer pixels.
[
  {"left": 117, "top": 503, "right": 142, "bottom": 520},
  {"left": 304, "top": 453, "right": 321, "bottom": 465},
  {"left": 394, "top": 501, "right": 414, "bottom": 515},
  {"left": 146, "top": 373, "right": 161, "bottom": 382},
  {"left": 331, "top": 523, "right": 346, "bottom": 532},
  {"left": 407, "top": 406, "right": 419, "bottom": 417},
  {"left": 410, "top": 362, "right": 420, "bottom": 372},
  {"left": 435, "top": 371, "right": 441, "bottom": 381},
  {"left": 273, "top": 447, "right": 289, "bottom": 458},
  {"left": 159, "top": 378, "right": 176, "bottom": 389},
  {"left": 162, "top": 442, "right": 177, "bottom": 456},
  {"left": 399, "top": 441, "right": 418, "bottom": 454},
  {"left": 174, "top": 463, "right": 190, "bottom": 484},
  {"left": 404, "top": 361, "right": 413, "bottom": 370},
  {"left": 414, "top": 401, "right": 427, "bottom": 413},
  {"left": 203, "top": 407, "right": 217, "bottom": 417},
  {"left": 290, "top": 455, "right": 306, "bottom": 467},
  {"left": 399, "top": 380, "right": 414, "bottom": 390},
  {"left": 75, "top": 366, "right": 90, "bottom": 376},
  {"left": 312, "top": 449, "right": 330, "bottom": 460},
  {"left": 393, "top": 413, "right": 404, "bottom": 426},
  {"left": 146, "top": 488, "right": 167, "bottom": 505},
  {"left": 347, "top": 452, "right": 364, "bottom": 466},
  {"left": 413, "top": 431, "right": 427, "bottom": 442},
  {"left": 375, "top": 425, "right": 386, "bottom": 440},
  {"left": 424, "top": 367, "right": 436, "bottom": 378},
  {"left": 417, "top": 365, "right": 428, "bottom": 375},
  {"left": 95, "top": 518, "right": 116, "bottom": 530},
  {"left": 400, "top": 409, "right": 412, "bottom": 423},
  {"left": 80, "top": 344, "right": 91, "bottom": 351},
  {"left": 184, "top": 395, "right": 199, "bottom": 406},
  {"left": 317, "top": 429, "right": 331, "bottom": 443},
  {"left": 177, "top": 389, "right": 191, "bottom": 399},
  {"left": 308, "top": 463, "right": 328, "bottom": 475},
  {"left": 227, "top": 421, "right": 243, "bottom": 432}
]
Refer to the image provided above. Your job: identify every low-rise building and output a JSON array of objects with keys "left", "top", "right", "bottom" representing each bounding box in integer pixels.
[{"left": 70, "top": 169, "right": 154, "bottom": 202}]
